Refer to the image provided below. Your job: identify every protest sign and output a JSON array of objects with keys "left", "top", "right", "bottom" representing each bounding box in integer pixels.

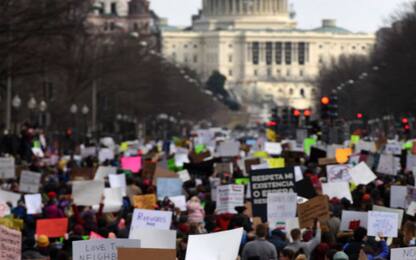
[
  {"left": 169, "top": 195, "right": 187, "bottom": 211},
  {"left": 406, "top": 154, "right": 416, "bottom": 172},
  {"left": 94, "top": 166, "right": 116, "bottom": 181},
  {"left": 142, "top": 161, "right": 157, "bottom": 180},
  {"left": 210, "top": 177, "right": 221, "bottom": 201},
  {"left": 244, "top": 158, "right": 261, "bottom": 174},
  {"left": 132, "top": 194, "right": 157, "bottom": 209},
  {"left": 80, "top": 146, "right": 96, "bottom": 158},
  {"left": 118, "top": 248, "right": 176, "bottom": 260},
  {"left": 335, "top": 148, "right": 352, "bottom": 164},
  {"left": 0, "top": 157, "right": 15, "bottom": 179},
  {"left": 294, "top": 177, "right": 316, "bottom": 199},
  {"left": 368, "top": 211, "right": 399, "bottom": 237},
  {"left": 129, "top": 228, "right": 176, "bottom": 249},
  {"left": 72, "top": 180, "right": 104, "bottom": 206},
  {"left": 177, "top": 170, "right": 191, "bottom": 182},
  {"left": 216, "top": 185, "right": 244, "bottom": 214},
  {"left": 156, "top": 178, "right": 182, "bottom": 199},
  {"left": 309, "top": 147, "right": 327, "bottom": 164},
  {"left": 72, "top": 239, "right": 140, "bottom": 260},
  {"left": 94, "top": 188, "right": 123, "bottom": 213},
  {"left": 152, "top": 166, "right": 178, "bottom": 185},
  {"left": 0, "top": 189, "right": 21, "bottom": 207},
  {"left": 174, "top": 153, "right": 189, "bottom": 167},
  {"left": 340, "top": 211, "right": 368, "bottom": 231},
  {"left": 294, "top": 166, "right": 304, "bottom": 182},
  {"left": 391, "top": 247, "right": 416, "bottom": 260},
  {"left": 303, "top": 138, "right": 316, "bottom": 155},
  {"left": 267, "top": 193, "right": 297, "bottom": 229},
  {"left": 71, "top": 167, "right": 95, "bottom": 181},
  {"left": 36, "top": 218, "right": 68, "bottom": 238},
  {"left": 266, "top": 158, "right": 285, "bottom": 169},
  {"left": 185, "top": 228, "right": 243, "bottom": 260},
  {"left": 251, "top": 163, "right": 269, "bottom": 170},
  {"left": 348, "top": 162, "right": 376, "bottom": 185},
  {"left": 250, "top": 167, "right": 295, "bottom": 221},
  {"left": 264, "top": 142, "right": 282, "bottom": 155},
  {"left": 322, "top": 182, "right": 353, "bottom": 203},
  {"left": 217, "top": 140, "right": 240, "bottom": 157},
  {"left": 121, "top": 156, "right": 142, "bottom": 173},
  {"left": 0, "top": 202, "right": 10, "bottom": 217},
  {"left": 297, "top": 195, "right": 330, "bottom": 230},
  {"left": 24, "top": 194, "right": 42, "bottom": 214},
  {"left": 131, "top": 209, "right": 172, "bottom": 230},
  {"left": 318, "top": 158, "right": 338, "bottom": 166},
  {"left": 109, "top": 174, "right": 126, "bottom": 196},
  {"left": 0, "top": 225, "right": 21, "bottom": 260},
  {"left": 19, "top": 171, "right": 41, "bottom": 193},
  {"left": 407, "top": 202, "right": 416, "bottom": 216},
  {"left": 326, "top": 165, "right": 351, "bottom": 183},
  {"left": 373, "top": 205, "right": 404, "bottom": 226},
  {"left": 214, "top": 162, "right": 233, "bottom": 175},
  {"left": 355, "top": 141, "right": 376, "bottom": 153},
  {"left": 235, "top": 177, "right": 250, "bottom": 185},
  {"left": 376, "top": 154, "right": 399, "bottom": 176},
  {"left": 390, "top": 185, "right": 407, "bottom": 209},
  {"left": 98, "top": 148, "right": 115, "bottom": 163},
  {"left": 385, "top": 143, "right": 402, "bottom": 155}
]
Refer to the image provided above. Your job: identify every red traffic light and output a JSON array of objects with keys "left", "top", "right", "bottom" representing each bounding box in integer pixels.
[
  {"left": 304, "top": 109, "right": 312, "bottom": 117},
  {"left": 405, "top": 124, "right": 410, "bottom": 130},
  {"left": 321, "top": 96, "right": 330, "bottom": 105},
  {"left": 356, "top": 113, "right": 363, "bottom": 119},
  {"left": 402, "top": 118, "right": 409, "bottom": 124},
  {"left": 266, "top": 121, "right": 277, "bottom": 127},
  {"left": 293, "top": 110, "right": 301, "bottom": 117}
]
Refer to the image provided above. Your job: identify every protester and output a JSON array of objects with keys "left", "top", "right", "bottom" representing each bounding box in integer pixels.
[
  {"left": 284, "top": 221, "right": 321, "bottom": 260},
  {"left": 241, "top": 223, "right": 278, "bottom": 260}
]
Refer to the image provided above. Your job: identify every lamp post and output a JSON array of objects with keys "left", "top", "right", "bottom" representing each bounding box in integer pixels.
[
  {"left": 27, "top": 97, "right": 37, "bottom": 125},
  {"left": 82, "top": 105, "right": 89, "bottom": 141},
  {"left": 12, "top": 95, "right": 21, "bottom": 133},
  {"left": 70, "top": 104, "right": 78, "bottom": 136},
  {"left": 39, "top": 100, "right": 47, "bottom": 128}
]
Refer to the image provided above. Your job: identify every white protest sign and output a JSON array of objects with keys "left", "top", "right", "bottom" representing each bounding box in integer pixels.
[
  {"left": 294, "top": 166, "right": 304, "bottom": 182},
  {"left": 174, "top": 153, "right": 189, "bottom": 167},
  {"left": 391, "top": 247, "right": 416, "bottom": 260},
  {"left": 251, "top": 163, "right": 269, "bottom": 171},
  {"left": 72, "top": 180, "right": 104, "bottom": 206},
  {"left": 385, "top": 143, "right": 402, "bottom": 155},
  {"left": 19, "top": 171, "right": 41, "bottom": 193},
  {"left": 406, "top": 154, "right": 416, "bottom": 172},
  {"left": 340, "top": 211, "right": 368, "bottom": 231},
  {"left": 407, "top": 202, "right": 416, "bottom": 216},
  {"left": 169, "top": 195, "right": 187, "bottom": 211},
  {"left": 24, "top": 193, "right": 42, "bottom": 214},
  {"left": 373, "top": 205, "right": 403, "bottom": 227},
  {"left": 109, "top": 174, "right": 126, "bottom": 196},
  {"left": 80, "top": 146, "right": 96, "bottom": 158},
  {"left": 0, "top": 225, "right": 21, "bottom": 260},
  {"left": 93, "top": 188, "right": 123, "bottom": 213},
  {"left": 267, "top": 193, "right": 297, "bottom": 229},
  {"left": 348, "top": 162, "right": 376, "bottom": 185},
  {"left": 186, "top": 228, "right": 243, "bottom": 260},
  {"left": 376, "top": 154, "right": 399, "bottom": 176},
  {"left": 390, "top": 185, "right": 407, "bottom": 209},
  {"left": 209, "top": 177, "right": 221, "bottom": 201},
  {"left": 355, "top": 141, "right": 376, "bottom": 153},
  {"left": 326, "top": 165, "right": 351, "bottom": 183},
  {"left": 72, "top": 239, "right": 140, "bottom": 260},
  {"left": 0, "top": 189, "right": 21, "bottom": 207},
  {"left": 0, "top": 158, "right": 15, "bottom": 179},
  {"left": 216, "top": 185, "right": 245, "bottom": 214},
  {"left": 98, "top": 148, "right": 115, "bottom": 163},
  {"left": 131, "top": 209, "right": 172, "bottom": 230},
  {"left": 264, "top": 142, "right": 282, "bottom": 155},
  {"left": 368, "top": 211, "right": 398, "bottom": 238},
  {"left": 177, "top": 170, "right": 191, "bottom": 182},
  {"left": 129, "top": 228, "right": 176, "bottom": 249},
  {"left": 217, "top": 140, "right": 240, "bottom": 157},
  {"left": 94, "top": 166, "right": 117, "bottom": 181},
  {"left": 0, "top": 202, "right": 10, "bottom": 217},
  {"left": 322, "top": 182, "right": 353, "bottom": 203}
]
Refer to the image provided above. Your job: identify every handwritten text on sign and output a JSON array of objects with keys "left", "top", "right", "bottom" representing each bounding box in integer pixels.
[
  {"left": 131, "top": 209, "right": 172, "bottom": 230},
  {"left": 391, "top": 247, "right": 416, "bottom": 260}
]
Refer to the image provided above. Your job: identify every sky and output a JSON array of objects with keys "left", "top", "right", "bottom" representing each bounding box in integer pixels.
[{"left": 150, "top": 0, "right": 410, "bottom": 32}]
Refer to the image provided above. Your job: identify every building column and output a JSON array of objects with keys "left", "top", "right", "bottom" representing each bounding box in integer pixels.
[{"left": 239, "top": 0, "right": 244, "bottom": 15}]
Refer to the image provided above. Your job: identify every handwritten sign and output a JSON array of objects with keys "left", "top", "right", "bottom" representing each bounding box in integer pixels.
[
  {"left": 72, "top": 180, "right": 105, "bottom": 206},
  {"left": 0, "top": 158, "right": 15, "bottom": 179},
  {"left": 216, "top": 185, "right": 245, "bottom": 214},
  {"left": 129, "top": 228, "right": 176, "bottom": 249},
  {"left": 348, "top": 162, "right": 376, "bottom": 185},
  {"left": 72, "top": 239, "right": 140, "bottom": 260},
  {"left": 368, "top": 211, "right": 398, "bottom": 238},
  {"left": 217, "top": 141, "right": 240, "bottom": 157},
  {"left": 94, "top": 166, "right": 117, "bottom": 181},
  {"left": 133, "top": 194, "right": 157, "bottom": 209},
  {"left": 322, "top": 182, "right": 353, "bottom": 203},
  {"left": 297, "top": 195, "right": 330, "bottom": 230},
  {"left": 391, "top": 247, "right": 416, "bottom": 260},
  {"left": 24, "top": 194, "right": 42, "bottom": 215},
  {"left": 326, "top": 165, "right": 351, "bottom": 183},
  {"left": 156, "top": 178, "right": 182, "bottom": 199},
  {"left": 36, "top": 218, "right": 68, "bottom": 238},
  {"left": 264, "top": 142, "right": 282, "bottom": 155},
  {"left": 340, "top": 211, "right": 368, "bottom": 231},
  {"left": 131, "top": 209, "right": 172, "bottom": 230},
  {"left": 267, "top": 193, "right": 297, "bottom": 229},
  {"left": 0, "top": 189, "right": 21, "bottom": 207},
  {"left": 0, "top": 225, "right": 21, "bottom": 260},
  {"left": 19, "top": 171, "right": 41, "bottom": 193}
]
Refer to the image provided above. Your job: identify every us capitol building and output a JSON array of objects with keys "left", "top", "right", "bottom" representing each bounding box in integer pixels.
[{"left": 161, "top": 0, "right": 375, "bottom": 118}]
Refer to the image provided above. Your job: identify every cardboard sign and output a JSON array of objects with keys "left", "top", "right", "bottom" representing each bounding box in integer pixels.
[
  {"left": 19, "top": 171, "right": 41, "bottom": 193},
  {"left": 318, "top": 158, "right": 338, "bottom": 166},
  {"left": 132, "top": 194, "right": 157, "bottom": 209},
  {"left": 118, "top": 248, "right": 176, "bottom": 260},
  {"left": 71, "top": 167, "right": 95, "bottom": 181},
  {"left": 373, "top": 205, "right": 404, "bottom": 226},
  {"left": 24, "top": 194, "right": 42, "bottom": 214},
  {"left": 156, "top": 178, "right": 182, "bottom": 199},
  {"left": 340, "top": 211, "right": 368, "bottom": 231},
  {"left": 390, "top": 185, "right": 407, "bottom": 209},
  {"left": 36, "top": 218, "right": 68, "bottom": 238},
  {"left": 216, "top": 185, "right": 245, "bottom": 214},
  {"left": 250, "top": 167, "right": 295, "bottom": 221},
  {"left": 267, "top": 193, "right": 297, "bottom": 229},
  {"left": 129, "top": 228, "right": 176, "bottom": 249},
  {"left": 391, "top": 247, "right": 416, "bottom": 260},
  {"left": 185, "top": 228, "right": 243, "bottom": 260},
  {"left": 94, "top": 166, "right": 117, "bottom": 181},
  {"left": 335, "top": 148, "right": 352, "bottom": 164},
  {"left": 72, "top": 239, "right": 140, "bottom": 260},
  {"left": 264, "top": 142, "right": 282, "bottom": 155},
  {"left": 348, "top": 162, "right": 376, "bottom": 185},
  {"left": 131, "top": 209, "right": 172, "bottom": 230},
  {"left": 0, "top": 225, "right": 21, "bottom": 260},
  {"left": 326, "top": 164, "right": 351, "bottom": 183},
  {"left": 169, "top": 195, "right": 187, "bottom": 211},
  {"left": 72, "top": 180, "right": 105, "bottom": 206},
  {"left": 0, "top": 158, "right": 15, "bottom": 179},
  {"left": 0, "top": 189, "right": 21, "bottom": 207},
  {"left": 121, "top": 156, "right": 142, "bottom": 173},
  {"left": 322, "top": 182, "right": 353, "bottom": 203},
  {"left": 142, "top": 161, "right": 157, "bottom": 180},
  {"left": 368, "top": 211, "right": 399, "bottom": 238},
  {"left": 217, "top": 140, "right": 240, "bottom": 157},
  {"left": 297, "top": 195, "right": 330, "bottom": 230}
]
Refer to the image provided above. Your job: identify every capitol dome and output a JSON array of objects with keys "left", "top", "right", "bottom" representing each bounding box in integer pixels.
[{"left": 194, "top": 0, "right": 296, "bottom": 30}]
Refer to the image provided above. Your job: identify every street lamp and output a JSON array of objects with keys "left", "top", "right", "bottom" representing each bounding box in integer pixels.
[
  {"left": 39, "top": 100, "right": 47, "bottom": 112},
  {"left": 82, "top": 105, "right": 89, "bottom": 115},
  {"left": 27, "top": 97, "right": 37, "bottom": 110},
  {"left": 140, "top": 41, "right": 147, "bottom": 47},
  {"left": 70, "top": 104, "right": 78, "bottom": 114},
  {"left": 12, "top": 95, "right": 21, "bottom": 109},
  {"left": 82, "top": 105, "right": 89, "bottom": 141}
]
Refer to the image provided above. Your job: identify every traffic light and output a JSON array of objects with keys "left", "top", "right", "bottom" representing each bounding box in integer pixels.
[
  {"left": 402, "top": 117, "right": 410, "bottom": 135},
  {"left": 329, "top": 94, "right": 339, "bottom": 120},
  {"left": 304, "top": 109, "right": 312, "bottom": 118},
  {"left": 291, "top": 108, "right": 300, "bottom": 126},
  {"left": 268, "top": 107, "right": 279, "bottom": 133},
  {"left": 282, "top": 107, "right": 289, "bottom": 126},
  {"left": 320, "top": 96, "right": 330, "bottom": 120},
  {"left": 356, "top": 113, "right": 363, "bottom": 119}
]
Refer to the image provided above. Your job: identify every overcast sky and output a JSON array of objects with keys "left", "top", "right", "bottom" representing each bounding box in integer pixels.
[{"left": 150, "top": 0, "right": 410, "bottom": 32}]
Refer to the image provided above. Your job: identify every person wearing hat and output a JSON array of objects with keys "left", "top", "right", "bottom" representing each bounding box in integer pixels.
[
  {"left": 36, "top": 234, "right": 50, "bottom": 256},
  {"left": 333, "top": 251, "right": 349, "bottom": 260}
]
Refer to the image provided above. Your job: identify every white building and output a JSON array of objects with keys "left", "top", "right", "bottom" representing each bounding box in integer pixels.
[{"left": 161, "top": 0, "right": 375, "bottom": 116}]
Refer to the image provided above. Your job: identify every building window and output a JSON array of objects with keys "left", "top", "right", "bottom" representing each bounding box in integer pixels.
[
  {"left": 184, "top": 55, "right": 189, "bottom": 63},
  {"left": 300, "top": 89, "right": 305, "bottom": 97},
  {"left": 267, "top": 68, "right": 272, "bottom": 77},
  {"left": 228, "top": 55, "right": 233, "bottom": 63},
  {"left": 319, "top": 44, "right": 323, "bottom": 49},
  {"left": 194, "top": 44, "right": 198, "bottom": 48},
  {"left": 286, "top": 69, "right": 291, "bottom": 77},
  {"left": 299, "top": 70, "right": 304, "bottom": 77},
  {"left": 254, "top": 69, "right": 258, "bottom": 76},
  {"left": 193, "top": 55, "right": 198, "bottom": 63},
  {"left": 362, "top": 46, "right": 366, "bottom": 50},
  {"left": 298, "top": 42, "right": 306, "bottom": 65},
  {"left": 99, "top": 2, "right": 105, "bottom": 15},
  {"left": 284, "top": 42, "right": 292, "bottom": 65},
  {"left": 352, "top": 45, "right": 356, "bottom": 50},
  {"left": 311, "top": 88, "right": 317, "bottom": 96},
  {"left": 319, "top": 55, "right": 324, "bottom": 64},
  {"left": 275, "top": 42, "right": 282, "bottom": 65},
  {"left": 266, "top": 42, "right": 273, "bottom": 65},
  {"left": 252, "top": 42, "right": 259, "bottom": 65},
  {"left": 110, "top": 22, "right": 115, "bottom": 30},
  {"left": 289, "top": 89, "right": 294, "bottom": 95},
  {"left": 229, "top": 44, "right": 233, "bottom": 48},
  {"left": 229, "top": 70, "right": 233, "bottom": 76},
  {"left": 276, "top": 69, "right": 281, "bottom": 76},
  {"left": 184, "top": 44, "right": 188, "bottom": 48},
  {"left": 111, "top": 2, "right": 117, "bottom": 15}
]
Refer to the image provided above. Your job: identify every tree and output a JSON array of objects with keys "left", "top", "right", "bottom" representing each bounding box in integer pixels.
[{"left": 206, "top": 70, "right": 240, "bottom": 111}]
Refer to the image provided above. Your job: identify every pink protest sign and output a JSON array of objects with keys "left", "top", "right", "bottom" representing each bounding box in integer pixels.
[
  {"left": 89, "top": 231, "right": 104, "bottom": 240},
  {"left": 121, "top": 156, "right": 142, "bottom": 173}
]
